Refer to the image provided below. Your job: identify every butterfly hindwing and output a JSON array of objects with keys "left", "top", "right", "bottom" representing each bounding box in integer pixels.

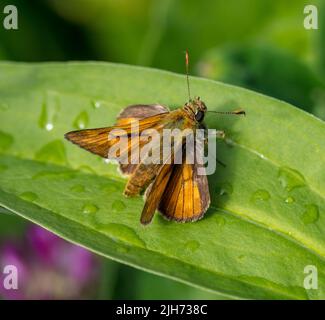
[
  {"left": 140, "top": 162, "right": 174, "bottom": 225},
  {"left": 158, "top": 144, "right": 210, "bottom": 222},
  {"left": 117, "top": 104, "right": 169, "bottom": 126}
]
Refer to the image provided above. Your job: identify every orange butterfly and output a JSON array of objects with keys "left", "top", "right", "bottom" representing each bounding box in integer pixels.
[{"left": 65, "top": 52, "right": 245, "bottom": 225}]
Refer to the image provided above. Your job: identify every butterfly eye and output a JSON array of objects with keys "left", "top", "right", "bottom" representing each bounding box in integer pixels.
[{"left": 195, "top": 110, "right": 205, "bottom": 122}]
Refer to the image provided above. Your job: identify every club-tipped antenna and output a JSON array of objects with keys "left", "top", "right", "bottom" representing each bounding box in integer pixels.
[
  {"left": 207, "top": 109, "right": 246, "bottom": 116},
  {"left": 185, "top": 50, "right": 191, "bottom": 102}
]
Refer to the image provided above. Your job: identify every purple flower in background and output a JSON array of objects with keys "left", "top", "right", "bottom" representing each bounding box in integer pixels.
[{"left": 0, "top": 225, "right": 100, "bottom": 299}]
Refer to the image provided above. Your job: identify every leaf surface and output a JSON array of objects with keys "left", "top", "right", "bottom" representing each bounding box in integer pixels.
[{"left": 0, "top": 62, "right": 324, "bottom": 299}]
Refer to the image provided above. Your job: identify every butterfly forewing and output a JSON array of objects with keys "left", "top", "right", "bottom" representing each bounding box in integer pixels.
[{"left": 65, "top": 104, "right": 170, "bottom": 174}]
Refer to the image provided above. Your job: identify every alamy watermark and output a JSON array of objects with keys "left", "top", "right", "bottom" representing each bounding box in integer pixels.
[
  {"left": 304, "top": 265, "right": 318, "bottom": 290},
  {"left": 106, "top": 122, "right": 220, "bottom": 175},
  {"left": 2, "top": 4, "right": 319, "bottom": 31},
  {"left": 2, "top": 265, "right": 18, "bottom": 290},
  {"left": 2, "top": 5, "right": 18, "bottom": 30},
  {"left": 304, "top": 5, "right": 318, "bottom": 30}
]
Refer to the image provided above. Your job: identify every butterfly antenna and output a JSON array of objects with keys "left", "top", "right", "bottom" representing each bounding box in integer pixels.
[
  {"left": 207, "top": 109, "right": 246, "bottom": 116},
  {"left": 185, "top": 50, "right": 192, "bottom": 102}
]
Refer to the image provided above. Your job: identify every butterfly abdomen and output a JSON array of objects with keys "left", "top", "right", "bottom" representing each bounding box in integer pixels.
[{"left": 123, "top": 163, "right": 158, "bottom": 197}]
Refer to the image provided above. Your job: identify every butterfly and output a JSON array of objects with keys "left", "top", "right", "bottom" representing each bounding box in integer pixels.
[{"left": 65, "top": 51, "right": 245, "bottom": 225}]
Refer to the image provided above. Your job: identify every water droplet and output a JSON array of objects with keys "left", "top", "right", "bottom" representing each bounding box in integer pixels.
[
  {"left": 0, "top": 130, "right": 14, "bottom": 152},
  {"left": 251, "top": 189, "right": 270, "bottom": 202},
  {"left": 73, "top": 111, "right": 89, "bottom": 129},
  {"left": 302, "top": 204, "right": 319, "bottom": 225},
  {"left": 19, "top": 191, "right": 38, "bottom": 202},
  {"left": 45, "top": 123, "right": 53, "bottom": 131},
  {"left": 216, "top": 182, "right": 233, "bottom": 196},
  {"left": 0, "top": 164, "right": 7, "bottom": 172},
  {"left": 82, "top": 203, "right": 99, "bottom": 214},
  {"left": 117, "top": 246, "right": 130, "bottom": 254},
  {"left": 215, "top": 215, "right": 226, "bottom": 226},
  {"left": 284, "top": 196, "right": 295, "bottom": 204},
  {"left": 278, "top": 166, "right": 306, "bottom": 192},
  {"left": 70, "top": 184, "right": 86, "bottom": 193},
  {"left": 185, "top": 240, "right": 200, "bottom": 252},
  {"left": 38, "top": 92, "right": 60, "bottom": 131},
  {"left": 91, "top": 100, "right": 102, "bottom": 109},
  {"left": 35, "top": 140, "right": 67, "bottom": 165},
  {"left": 112, "top": 200, "right": 126, "bottom": 211},
  {"left": 0, "top": 103, "right": 9, "bottom": 111},
  {"left": 98, "top": 223, "right": 146, "bottom": 248}
]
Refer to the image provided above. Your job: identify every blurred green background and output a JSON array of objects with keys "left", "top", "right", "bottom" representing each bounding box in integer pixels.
[{"left": 0, "top": 0, "right": 324, "bottom": 299}]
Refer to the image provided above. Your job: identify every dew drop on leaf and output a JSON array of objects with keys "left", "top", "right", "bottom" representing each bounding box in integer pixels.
[
  {"left": 116, "top": 246, "right": 130, "bottom": 254},
  {"left": 0, "top": 130, "right": 14, "bottom": 152},
  {"left": 278, "top": 166, "right": 306, "bottom": 192},
  {"left": 45, "top": 123, "right": 53, "bottom": 131},
  {"left": 237, "top": 254, "right": 246, "bottom": 261},
  {"left": 284, "top": 196, "right": 295, "bottom": 204},
  {"left": 38, "top": 92, "right": 60, "bottom": 131},
  {"left": 302, "top": 204, "right": 319, "bottom": 225},
  {"left": 70, "top": 184, "right": 86, "bottom": 193},
  {"left": 185, "top": 240, "right": 200, "bottom": 252},
  {"left": 216, "top": 182, "right": 233, "bottom": 196},
  {"left": 103, "top": 158, "right": 112, "bottom": 164},
  {"left": 19, "top": 191, "right": 38, "bottom": 202},
  {"left": 35, "top": 140, "right": 67, "bottom": 165},
  {"left": 73, "top": 111, "right": 89, "bottom": 129},
  {"left": 91, "top": 100, "right": 102, "bottom": 109},
  {"left": 112, "top": 200, "right": 126, "bottom": 211},
  {"left": 82, "top": 203, "right": 99, "bottom": 214},
  {"left": 251, "top": 189, "right": 270, "bottom": 202},
  {"left": 98, "top": 223, "right": 146, "bottom": 248},
  {"left": 215, "top": 215, "right": 226, "bottom": 226}
]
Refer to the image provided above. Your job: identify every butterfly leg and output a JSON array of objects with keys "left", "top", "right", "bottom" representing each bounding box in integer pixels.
[
  {"left": 201, "top": 126, "right": 226, "bottom": 167},
  {"left": 215, "top": 130, "right": 226, "bottom": 139}
]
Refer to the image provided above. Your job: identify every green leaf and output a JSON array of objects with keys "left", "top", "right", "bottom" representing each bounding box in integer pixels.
[
  {"left": 0, "top": 62, "right": 324, "bottom": 300},
  {"left": 117, "top": 265, "right": 229, "bottom": 300}
]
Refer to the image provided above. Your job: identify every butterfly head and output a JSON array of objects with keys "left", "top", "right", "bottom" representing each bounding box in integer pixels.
[{"left": 184, "top": 96, "right": 207, "bottom": 123}]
